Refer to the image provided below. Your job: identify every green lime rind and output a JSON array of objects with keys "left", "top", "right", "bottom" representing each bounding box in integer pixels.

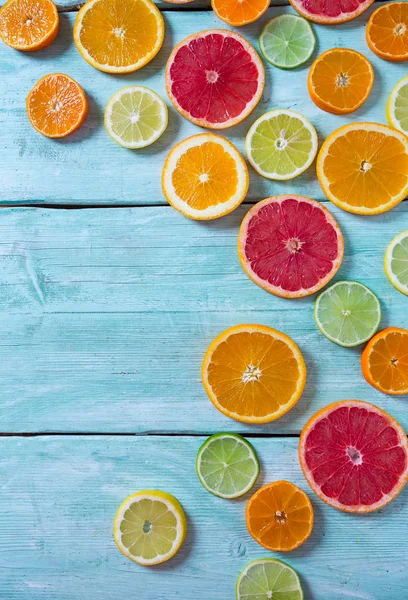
[
  {"left": 196, "top": 433, "right": 259, "bottom": 499},
  {"left": 259, "top": 14, "right": 316, "bottom": 70},
  {"left": 385, "top": 230, "right": 408, "bottom": 296},
  {"left": 237, "top": 558, "right": 304, "bottom": 600},
  {"left": 314, "top": 280, "right": 381, "bottom": 348}
]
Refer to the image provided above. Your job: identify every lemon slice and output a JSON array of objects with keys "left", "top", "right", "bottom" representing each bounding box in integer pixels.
[
  {"left": 387, "top": 75, "right": 408, "bottom": 135},
  {"left": 385, "top": 230, "right": 408, "bottom": 296}
]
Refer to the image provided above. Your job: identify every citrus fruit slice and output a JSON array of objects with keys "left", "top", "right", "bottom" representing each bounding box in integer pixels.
[
  {"left": 114, "top": 490, "right": 187, "bottom": 566},
  {"left": 246, "top": 481, "right": 314, "bottom": 552},
  {"left": 0, "top": 0, "right": 58, "bottom": 51},
  {"left": 202, "top": 325, "right": 306, "bottom": 424},
  {"left": 162, "top": 133, "right": 248, "bottom": 220},
  {"left": 361, "top": 328, "right": 408, "bottom": 395},
  {"left": 246, "top": 110, "right": 318, "bottom": 180},
  {"left": 26, "top": 73, "right": 88, "bottom": 138},
  {"left": 366, "top": 2, "right": 408, "bottom": 63},
  {"left": 238, "top": 196, "right": 344, "bottom": 299},
  {"left": 237, "top": 559, "right": 304, "bottom": 600},
  {"left": 211, "top": 0, "right": 269, "bottom": 26},
  {"left": 74, "top": 0, "right": 164, "bottom": 74},
  {"left": 299, "top": 400, "right": 408, "bottom": 512},
  {"left": 105, "top": 86, "right": 168, "bottom": 149},
  {"left": 196, "top": 433, "right": 260, "bottom": 499},
  {"left": 259, "top": 14, "right": 315, "bottom": 70},
  {"left": 166, "top": 30, "right": 264, "bottom": 129},
  {"left": 387, "top": 76, "right": 408, "bottom": 135},
  {"left": 308, "top": 48, "right": 374, "bottom": 115},
  {"left": 289, "top": 0, "right": 375, "bottom": 24},
  {"left": 385, "top": 231, "right": 408, "bottom": 296},
  {"left": 317, "top": 123, "right": 408, "bottom": 216},
  {"left": 314, "top": 281, "right": 381, "bottom": 348}
]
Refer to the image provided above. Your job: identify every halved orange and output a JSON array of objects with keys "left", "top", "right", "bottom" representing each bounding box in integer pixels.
[
  {"left": 27, "top": 73, "right": 88, "bottom": 138},
  {"left": 361, "top": 328, "right": 408, "bottom": 395},
  {"left": 211, "top": 0, "right": 270, "bottom": 26},
  {"left": 246, "top": 481, "right": 314, "bottom": 552},
  {"left": 0, "top": 0, "right": 58, "bottom": 51},
  {"left": 202, "top": 325, "right": 306, "bottom": 424},
  {"left": 366, "top": 2, "right": 408, "bottom": 63},
  {"left": 317, "top": 122, "right": 408, "bottom": 215},
  {"left": 308, "top": 48, "right": 374, "bottom": 115}
]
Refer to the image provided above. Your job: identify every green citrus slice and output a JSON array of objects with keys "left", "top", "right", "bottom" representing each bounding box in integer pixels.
[
  {"left": 259, "top": 14, "right": 315, "bottom": 69},
  {"left": 387, "top": 76, "right": 408, "bottom": 136},
  {"left": 314, "top": 281, "right": 381, "bottom": 347},
  {"left": 105, "top": 86, "right": 168, "bottom": 149},
  {"left": 196, "top": 433, "right": 259, "bottom": 499},
  {"left": 114, "top": 490, "right": 187, "bottom": 565},
  {"left": 385, "top": 230, "right": 408, "bottom": 296},
  {"left": 237, "top": 559, "right": 304, "bottom": 600},
  {"left": 246, "top": 109, "right": 318, "bottom": 180}
]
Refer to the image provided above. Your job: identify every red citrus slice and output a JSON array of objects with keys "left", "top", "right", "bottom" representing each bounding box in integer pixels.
[
  {"left": 166, "top": 29, "right": 264, "bottom": 129},
  {"left": 289, "top": 0, "right": 375, "bottom": 24},
  {"left": 238, "top": 196, "right": 344, "bottom": 299}
]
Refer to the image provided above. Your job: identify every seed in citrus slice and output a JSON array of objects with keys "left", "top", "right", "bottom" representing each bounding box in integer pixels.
[
  {"left": 385, "top": 231, "right": 408, "bottom": 296},
  {"left": 202, "top": 325, "right": 306, "bottom": 424},
  {"left": 259, "top": 14, "right": 315, "bottom": 70},
  {"left": 314, "top": 281, "right": 381, "bottom": 348},
  {"left": 387, "top": 76, "right": 408, "bottom": 135},
  {"left": 166, "top": 30, "right": 264, "bottom": 129},
  {"left": 361, "top": 328, "right": 408, "bottom": 395},
  {"left": 26, "top": 73, "right": 88, "bottom": 138},
  {"left": 211, "top": 0, "right": 269, "bottom": 27},
  {"left": 308, "top": 48, "right": 374, "bottom": 115},
  {"left": 246, "top": 110, "right": 318, "bottom": 181},
  {"left": 317, "top": 123, "right": 408, "bottom": 216},
  {"left": 289, "top": 0, "right": 375, "bottom": 24},
  {"left": 238, "top": 196, "right": 344, "bottom": 299},
  {"left": 246, "top": 481, "right": 314, "bottom": 552},
  {"left": 366, "top": 2, "right": 408, "bottom": 63},
  {"left": 237, "top": 559, "right": 304, "bottom": 600},
  {"left": 0, "top": 0, "right": 58, "bottom": 51},
  {"left": 74, "top": 0, "right": 164, "bottom": 74},
  {"left": 114, "top": 490, "right": 187, "bottom": 566},
  {"left": 299, "top": 400, "right": 408, "bottom": 512},
  {"left": 105, "top": 87, "right": 167, "bottom": 149},
  {"left": 196, "top": 433, "right": 260, "bottom": 499},
  {"left": 162, "top": 133, "right": 248, "bottom": 220}
]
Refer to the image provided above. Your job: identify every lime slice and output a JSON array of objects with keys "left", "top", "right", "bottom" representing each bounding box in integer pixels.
[
  {"left": 314, "top": 281, "right": 381, "bottom": 348},
  {"left": 196, "top": 433, "right": 259, "bottom": 499},
  {"left": 105, "top": 86, "right": 168, "bottom": 149},
  {"left": 259, "top": 14, "right": 315, "bottom": 70},
  {"left": 246, "top": 109, "right": 318, "bottom": 180},
  {"left": 387, "top": 76, "right": 408, "bottom": 135},
  {"left": 114, "top": 490, "right": 187, "bottom": 565},
  {"left": 237, "top": 559, "right": 304, "bottom": 600},
  {"left": 385, "top": 230, "right": 408, "bottom": 296}
]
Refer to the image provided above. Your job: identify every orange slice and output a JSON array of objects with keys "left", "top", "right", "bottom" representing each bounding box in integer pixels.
[
  {"left": 162, "top": 133, "right": 249, "bottom": 220},
  {"left": 211, "top": 0, "right": 270, "bottom": 26},
  {"left": 317, "top": 122, "right": 408, "bottom": 215},
  {"left": 366, "top": 2, "right": 408, "bottom": 63},
  {"left": 246, "top": 481, "right": 314, "bottom": 552},
  {"left": 74, "top": 0, "right": 164, "bottom": 74},
  {"left": 26, "top": 73, "right": 88, "bottom": 138},
  {"left": 202, "top": 325, "right": 306, "bottom": 424},
  {"left": 0, "top": 0, "right": 58, "bottom": 51},
  {"left": 308, "top": 48, "right": 374, "bottom": 115},
  {"left": 361, "top": 328, "right": 408, "bottom": 395}
]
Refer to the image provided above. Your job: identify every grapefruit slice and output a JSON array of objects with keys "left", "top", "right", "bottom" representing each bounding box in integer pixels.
[
  {"left": 166, "top": 30, "right": 264, "bottom": 129},
  {"left": 289, "top": 0, "right": 375, "bottom": 24},
  {"left": 238, "top": 196, "right": 344, "bottom": 299},
  {"left": 299, "top": 400, "right": 408, "bottom": 513}
]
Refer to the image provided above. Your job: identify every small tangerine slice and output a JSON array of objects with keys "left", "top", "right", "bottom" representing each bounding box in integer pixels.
[
  {"left": 0, "top": 0, "right": 58, "bottom": 51},
  {"left": 366, "top": 2, "right": 408, "bottom": 63},
  {"left": 361, "top": 328, "right": 408, "bottom": 395},
  {"left": 211, "top": 0, "right": 270, "bottom": 26}
]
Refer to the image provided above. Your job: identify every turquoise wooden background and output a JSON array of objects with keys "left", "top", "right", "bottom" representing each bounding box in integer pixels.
[{"left": 0, "top": 1, "right": 407, "bottom": 599}]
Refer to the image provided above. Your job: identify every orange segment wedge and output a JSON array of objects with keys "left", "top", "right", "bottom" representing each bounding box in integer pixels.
[
  {"left": 202, "top": 325, "right": 306, "bottom": 424},
  {"left": 361, "top": 328, "right": 408, "bottom": 395},
  {"left": 366, "top": 2, "right": 408, "bottom": 63},
  {"left": 211, "top": 0, "right": 270, "bottom": 26},
  {"left": 0, "top": 0, "right": 58, "bottom": 51}
]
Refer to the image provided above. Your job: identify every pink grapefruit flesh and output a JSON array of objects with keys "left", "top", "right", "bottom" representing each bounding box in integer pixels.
[
  {"left": 299, "top": 400, "right": 408, "bottom": 513},
  {"left": 289, "top": 0, "right": 375, "bottom": 24},
  {"left": 238, "top": 195, "right": 344, "bottom": 299},
  {"left": 166, "top": 30, "right": 264, "bottom": 129}
]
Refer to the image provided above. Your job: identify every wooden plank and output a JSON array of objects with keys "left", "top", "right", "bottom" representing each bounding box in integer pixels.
[
  {"left": 0, "top": 204, "right": 407, "bottom": 434},
  {"left": 56, "top": 1, "right": 289, "bottom": 13},
  {"left": 0, "top": 3, "right": 405, "bottom": 205},
  {"left": 0, "top": 435, "right": 406, "bottom": 600}
]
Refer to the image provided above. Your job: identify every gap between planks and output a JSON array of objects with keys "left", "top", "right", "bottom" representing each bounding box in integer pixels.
[{"left": 0, "top": 431, "right": 300, "bottom": 438}]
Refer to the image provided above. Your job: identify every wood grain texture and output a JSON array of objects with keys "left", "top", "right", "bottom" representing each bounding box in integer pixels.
[{"left": 0, "top": 3, "right": 406, "bottom": 205}]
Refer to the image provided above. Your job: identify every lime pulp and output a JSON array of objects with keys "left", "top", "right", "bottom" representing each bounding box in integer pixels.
[
  {"left": 259, "top": 14, "right": 315, "bottom": 70},
  {"left": 387, "top": 75, "right": 408, "bottom": 135},
  {"left": 385, "top": 230, "right": 408, "bottom": 296},
  {"left": 237, "top": 559, "right": 304, "bottom": 600}
]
